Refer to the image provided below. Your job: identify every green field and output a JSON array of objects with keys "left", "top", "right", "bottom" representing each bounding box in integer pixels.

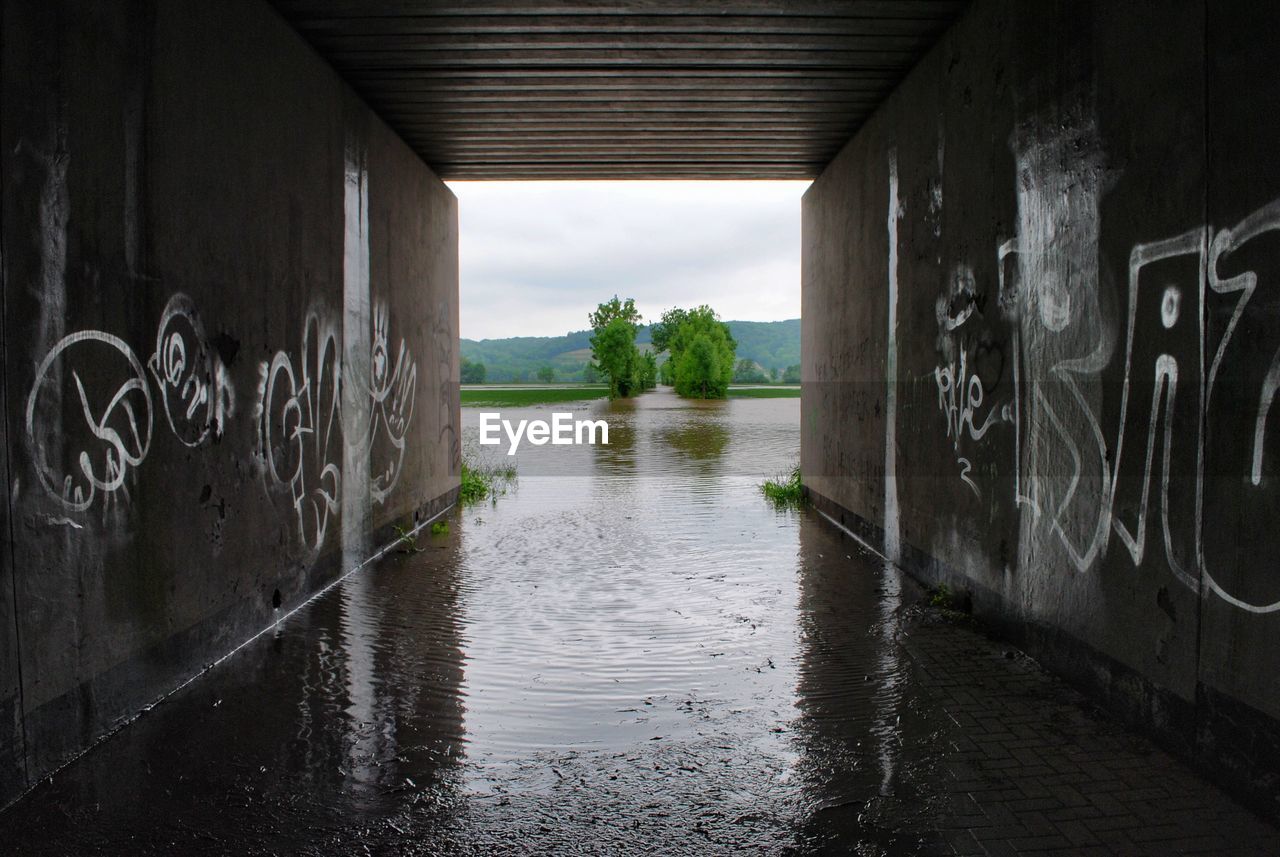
[
  {"left": 727, "top": 386, "right": 801, "bottom": 398},
  {"left": 460, "top": 386, "right": 610, "bottom": 407}
]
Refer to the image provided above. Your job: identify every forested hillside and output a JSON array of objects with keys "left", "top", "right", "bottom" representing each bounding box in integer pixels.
[{"left": 462, "top": 319, "right": 799, "bottom": 382}]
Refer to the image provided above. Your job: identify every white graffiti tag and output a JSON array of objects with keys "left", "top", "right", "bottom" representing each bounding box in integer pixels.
[
  {"left": 933, "top": 263, "right": 1009, "bottom": 497},
  {"left": 257, "top": 312, "right": 342, "bottom": 551},
  {"left": 369, "top": 301, "right": 416, "bottom": 504},
  {"left": 149, "top": 293, "right": 235, "bottom": 447},
  {"left": 26, "top": 332, "right": 154, "bottom": 512}
]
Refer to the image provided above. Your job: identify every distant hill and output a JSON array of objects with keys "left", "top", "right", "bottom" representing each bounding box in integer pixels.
[{"left": 462, "top": 319, "right": 800, "bottom": 383}]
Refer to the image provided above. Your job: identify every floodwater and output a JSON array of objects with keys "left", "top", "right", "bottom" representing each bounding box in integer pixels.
[{"left": 0, "top": 389, "right": 941, "bottom": 854}]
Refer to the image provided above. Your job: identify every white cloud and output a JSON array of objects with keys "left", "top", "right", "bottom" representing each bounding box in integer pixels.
[{"left": 448, "top": 180, "right": 810, "bottom": 340}]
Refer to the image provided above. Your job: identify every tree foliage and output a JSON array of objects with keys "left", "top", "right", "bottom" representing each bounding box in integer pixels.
[
  {"left": 589, "top": 297, "right": 644, "bottom": 398},
  {"left": 677, "top": 334, "right": 723, "bottom": 399},
  {"left": 658, "top": 356, "right": 676, "bottom": 387},
  {"left": 649, "top": 307, "right": 688, "bottom": 355},
  {"left": 459, "top": 317, "right": 797, "bottom": 383},
  {"left": 658, "top": 305, "right": 736, "bottom": 399},
  {"left": 589, "top": 295, "right": 642, "bottom": 331},
  {"left": 536, "top": 365, "right": 556, "bottom": 383},
  {"left": 461, "top": 356, "right": 486, "bottom": 384},
  {"left": 732, "top": 358, "right": 770, "bottom": 384},
  {"left": 637, "top": 351, "right": 658, "bottom": 391}
]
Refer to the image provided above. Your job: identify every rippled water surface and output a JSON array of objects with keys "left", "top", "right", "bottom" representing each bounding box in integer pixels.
[{"left": 0, "top": 390, "right": 936, "bottom": 854}]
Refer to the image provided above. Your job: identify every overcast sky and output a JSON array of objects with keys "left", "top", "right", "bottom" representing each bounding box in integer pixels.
[{"left": 448, "top": 180, "right": 810, "bottom": 341}]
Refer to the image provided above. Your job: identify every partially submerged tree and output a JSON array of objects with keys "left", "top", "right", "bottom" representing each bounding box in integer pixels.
[
  {"left": 589, "top": 295, "right": 642, "bottom": 331},
  {"left": 650, "top": 307, "right": 688, "bottom": 355},
  {"left": 658, "top": 305, "right": 736, "bottom": 399},
  {"left": 589, "top": 297, "right": 643, "bottom": 398},
  {"left": 677, "top": 334, "right": 724, "bottom": 399},
  {"left": 637, "top": 350, "right": 658, "bottom": 391}
]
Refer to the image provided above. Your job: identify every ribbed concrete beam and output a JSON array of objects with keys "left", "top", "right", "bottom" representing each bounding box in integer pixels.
[{"left": 270, "top": 0, "right": 967, "bottom": 179}]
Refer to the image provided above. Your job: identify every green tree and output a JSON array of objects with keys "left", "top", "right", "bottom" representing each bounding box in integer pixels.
[
  {"left": 650, "top": 307, "right": 688, "bottom": 354},
  {"left": 676, "top": 334, "right": 725, "bottom": 399},
  {"left": 666, "top": 305, "right": 735, "bottom": 399},
  {"left": 637, "top": 351, "right": 658, "bottom": 390},
  {"left": 583, "top": 363, "right": 600, "bottom": 384},
  {"left": 658, "top": 356, "right": 676, "bottom": 386},
  {"left": 461, "top": 357, "right": 486, "bottom": 384},
  {"left": 590, "top": 315, "right": 640, "bottom": 398},
  {"left": 588, "top": 296, "right": 647, "bottom": 399},
  {"left": 733, "top": 358, "right": 769, "bottom": 384},
  {"left": 782, "top": 364, "right": 801, "bottom": 384},
  {"left": 536, "top": 365, "right": 556, "bottom": 383},
  {"left": 589, "top": 295, "right": 642, "bottom": 331}
]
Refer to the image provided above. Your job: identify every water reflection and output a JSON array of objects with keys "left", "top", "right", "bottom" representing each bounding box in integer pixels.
[
  {"left": 0, "top": 388, "right": 954, "bottom": 853},
  {"left": 789, "top": 514, "right": 937, "bottom": 851},
  {"left": 0, "top": 540, "right": 469, "bottom": 851},
  {"left": 591, "top": 398, "right": 638, "bottom": 473},
  {"left": 657, "top": 416, "right": 730, "bottom": 476}
]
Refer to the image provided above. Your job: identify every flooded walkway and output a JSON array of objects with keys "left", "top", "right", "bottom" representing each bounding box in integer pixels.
[{"left": 0, "top": 391, "right": 1274, "bottom": 854}]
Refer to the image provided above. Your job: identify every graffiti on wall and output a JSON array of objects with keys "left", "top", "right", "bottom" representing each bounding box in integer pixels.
[
  {"left": 932, "top": 263, "right": 1012, "bottom": 497},
  {"left": 27, "top": 332, "right": 152, "bottom": 513},
  {"left": 25, "top": 289, "right": 424, "bottom": 550},
  {"left": 930, "top": 190, "right": 1280, "bottom": 613},
  {"left": 256, "top": 310, "right": 343, "bottom": 553},
  {"left": 254, "top": 300, "right": 421, "bottom": 550},
  {"left": 368, "top": 300, "right": 416, "bottom": 504},
  {"left": 25, "top": 293, "right": 234, "bottom": 514},
  {"left": 150, "top": 293, "right": 235, "bottom": 447}
]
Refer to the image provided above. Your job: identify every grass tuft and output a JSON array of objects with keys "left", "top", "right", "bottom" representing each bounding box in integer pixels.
[
  {"left": 459, "top": 454, "right": 516, "bottom": 506},
  {"left": 760, "top": 465, "right": 806, "bottom": 508},
  {"left": 929, "top": 583, "right": 952, "bottom": 609},
  {"left": 392, "top": 523, "right": 423, "bottom": 554}
]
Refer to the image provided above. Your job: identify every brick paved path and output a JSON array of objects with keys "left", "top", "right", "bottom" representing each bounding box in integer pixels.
[{"left": 873, "top": 606, "right": 1278, "bottom": 856}]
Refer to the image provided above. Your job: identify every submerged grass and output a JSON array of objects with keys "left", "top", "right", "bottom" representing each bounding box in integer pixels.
[
  {"left": 728, "top": 387, "right": 801, "bottom": 398},
  {"left": 460, "top": 454, "right": 517, "bottom": 506},
  {"left": 460, "top": 386, "right": 610, "bottom": 407},
  {"left": 761, "top": 465, "right": 807, "bottom": 508},
  {"left": 392, "top": 523, "right": 423, "bottom": 554}
]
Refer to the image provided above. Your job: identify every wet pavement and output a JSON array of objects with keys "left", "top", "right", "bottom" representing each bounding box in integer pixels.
[{"left": 0, "top": 390, "right": 1275, "bottom": 854}]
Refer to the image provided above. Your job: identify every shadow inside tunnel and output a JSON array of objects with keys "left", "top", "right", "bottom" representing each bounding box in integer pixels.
[{"left": 0, "top": 541, "right": 470, "bottom": 852}]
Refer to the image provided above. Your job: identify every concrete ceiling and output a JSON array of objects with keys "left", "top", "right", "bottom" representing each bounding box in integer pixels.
[{"left": 270, "top": 1, "right": 968, "bottom": 180}]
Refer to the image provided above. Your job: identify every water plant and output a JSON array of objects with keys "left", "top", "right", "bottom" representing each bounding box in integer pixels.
[
  {"left": 459, "top": 453, "right": 517, "bottom": 506},
  {"left": 760, "top": 465, "right": 806, "bottom": 508},
  {"left": 392, "top": 523, "right": 423, "bottom": 554},
  {"left": 430, "top": 520, "right": 449, "bottom": 536},
  {"left": 929, "top": 583, "right": 952, "bottom": 609}
]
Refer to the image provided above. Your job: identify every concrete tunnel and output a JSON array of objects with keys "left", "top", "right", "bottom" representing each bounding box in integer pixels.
[{"left": 2, "top": 0, "right": 1280, "bottom": 845}]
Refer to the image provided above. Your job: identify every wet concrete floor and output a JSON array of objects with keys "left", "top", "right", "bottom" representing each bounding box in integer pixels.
[{"left": 0, "top": 391, "right": 1275, "bottom": 854}]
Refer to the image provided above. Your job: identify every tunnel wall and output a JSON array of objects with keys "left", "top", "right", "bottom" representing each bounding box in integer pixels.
[
  {"left": 0, "top": 0, "right": 459, "bottom": 805},
  {"left": 802, "top": 0, "right": 1280, "bottom": 805}
]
